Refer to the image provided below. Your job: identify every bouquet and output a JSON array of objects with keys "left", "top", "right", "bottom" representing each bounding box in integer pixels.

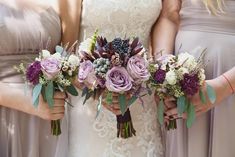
[
  {"left": 15, "top": 44, "right": 79, "bottom": 136},
  {"left": 78, "top": 31, "right": 150, "bottom": 138},
  {"left": 149, "top": 50, "right": 216, "bottom": 130}
]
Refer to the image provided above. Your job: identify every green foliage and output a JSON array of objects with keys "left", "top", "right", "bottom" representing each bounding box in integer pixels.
[
  {"left": 32, "top": 83, "right": 42, "bottom": 107},
  {"left": 45, "top": 81, "right": 54, "bottom": 108},
  {"left": 206, "top": 83, "right": 216, "bottom": 104},
  {"left": 157, "top": 99, "right": 164, "bottom": 125},
  {"left": 118, "top": 94, "right": 127, "bottom": 115}
]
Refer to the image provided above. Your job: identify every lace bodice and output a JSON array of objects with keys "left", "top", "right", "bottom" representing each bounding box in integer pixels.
[
  {"left": 79, "top": 0, "right": 162, "bottom": 47},
  {"left": 69, "top": 0, "right": 163, "bottom": 157}
]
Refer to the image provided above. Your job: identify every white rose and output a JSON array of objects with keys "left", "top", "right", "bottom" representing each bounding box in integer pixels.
[
  {"left": 42, "top": 50, "right": 51, "bottom": 58},
  {"left": 78, "top": 38, "right": 93, "bottom": 54},
  {"left": 178, "top": 52, "right": 197, "bottom": 70},
  {"left": 177, "top": 67, "right": 189, "bottom": 79},
  {"left": 52, "top": 52, "right": 62, "bottom": 60},
  {"left": 68, "top": 54, "right": 80, "bottom": 67},
  {"left": 165, "top": 70, "right": 177, "bottom": 85}
]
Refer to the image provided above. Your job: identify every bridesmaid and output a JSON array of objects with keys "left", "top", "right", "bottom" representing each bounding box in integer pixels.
[
  {"left": 0, "top": 0, "right": 80, "bottom": 157},
  {"left": 156, "top": 0, "right": 235, "bottom": 157}
]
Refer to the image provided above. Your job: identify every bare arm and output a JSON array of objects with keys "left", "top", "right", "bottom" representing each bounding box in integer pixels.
[
  {"left": 58, "top": 0, "right": 82, "bottom": 45},
  {"left": 151, "top": 0, "right": 181, "bottom": 59},
  {"left": 0, "top": 83, "right": 65, "bottom": 120}
]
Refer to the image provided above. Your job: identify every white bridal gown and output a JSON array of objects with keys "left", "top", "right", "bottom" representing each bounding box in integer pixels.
[{"left": 69, "top": 0, "right": 163, "bottom": 157}]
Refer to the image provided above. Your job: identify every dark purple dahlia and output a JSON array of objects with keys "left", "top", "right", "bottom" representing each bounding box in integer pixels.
[
  {"left": 26, "top": 61, "right": 42, "bottom": 85},
  {"left": 180, "top": 73, "right": 200, "bottom": 96},
  {"left": 154, "top": 69, "right": 166, "bottom": 84}
]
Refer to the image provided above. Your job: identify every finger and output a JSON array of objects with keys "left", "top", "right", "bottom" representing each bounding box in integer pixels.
[
  {"left": 165, "top": 96, "right": 176, "bottom": 102},
  {"left": 165, "top": 108, "right": 178, "bottom": 117},
  {"left": 51, "top": 113, "right": 64, "bottom": 120},
  {"left": 53, "top": 100, "right": 65, "bottom": 106},
  {"left": 51, "top": 107, "right": 65, "bottom": 114},
  {"left": 112, "top": 103, "right": 120, "bottom": 110},
  {"left": 164, "top": 101, "right": 176, "bottom": 109},
  {"left": 54, "top": 92, "right": 66, "bottom": 99}
]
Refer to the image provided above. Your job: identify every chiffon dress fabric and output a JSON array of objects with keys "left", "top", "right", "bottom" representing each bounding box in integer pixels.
[
  {"left": 0, "top": 3, "right": 68, "bottom": 157},
  {"left": 68, "top": 0, "right": 164, "bottom": 157},
  {"left": 166, "top": 0, "right": 235, "bottom": 157}
]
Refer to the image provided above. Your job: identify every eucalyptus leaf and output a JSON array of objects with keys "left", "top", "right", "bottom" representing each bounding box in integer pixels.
[
  {"left": 177, "top": 96, "right": 186, "bottom": 115},
  {"left": 206, "top": 83, "right": 216, "bottom": 104},
  {"left": 67, "top": 84, "right": 78, "bottom": 96},
  {"left": 106, "top": 92, "right": 113, "bottom": 105},
  {"left": 157, "top": 99, "right": 164, "bottom": 125},
  {"left": 83, "top": 91, "right": 93, "bottom": 105},
  {"left": 45, "top": 81, "right": 54, "bottom": 108},
  {"left": 95, "top": 96, "right": 102, "bottom": 119},
  {"left": 186, "top": 103, "right": 196, "bottom": 128},
  {"left": 82, "top": 87, "right": 89, "bottom": 97},
  {"left": 32, "top": 83, "right": 42, "bottom": 107},
  {"left": 199, "top": 89, "right": 206, "bottom": 104},
  {"left": 41, "top": 86, "right": 47, "bottom": 101},
  {"left": 128, "top": 96, "right": 138, "bottom": 106},
  {"left": 118, "top": 94, "right": 127, "bottom": 116},
  {"left": 56, "top": 45, "right": 64, "bottom": 54}
]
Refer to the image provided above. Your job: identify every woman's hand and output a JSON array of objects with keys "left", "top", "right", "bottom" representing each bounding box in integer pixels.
[
  {"left": 102, "top": 92, "right": 131, "bottom": 115},
  {"left": 164, "top": 76, "right": 232, "bottom": 120},
  {"left": 36, "top": 92, "right": 66, "bottom": 120}
]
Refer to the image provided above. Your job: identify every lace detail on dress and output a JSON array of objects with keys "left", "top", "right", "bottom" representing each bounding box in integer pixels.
[
  {"left": 92, "top": 97, "right": 163, "bottom": 157},
  {"left": 80, "top": 0, "right": 162, "bottom": 48}
]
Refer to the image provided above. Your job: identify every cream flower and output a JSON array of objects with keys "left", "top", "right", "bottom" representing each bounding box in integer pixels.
[{"left": 165, "top": 70, "right": 177, "bottom": 85}]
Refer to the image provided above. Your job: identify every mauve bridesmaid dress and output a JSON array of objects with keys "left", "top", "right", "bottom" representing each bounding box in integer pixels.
[
  {"left": 166, "top": 0, "right": 235, "bottom": 157},
  {"left": 0, "top": 3, "right": 68, "bottom": 157}
]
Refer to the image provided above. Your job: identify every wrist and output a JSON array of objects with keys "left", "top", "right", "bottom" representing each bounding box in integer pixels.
[{"left": 209, "top": 76, "right": 233, "bottom": 103}]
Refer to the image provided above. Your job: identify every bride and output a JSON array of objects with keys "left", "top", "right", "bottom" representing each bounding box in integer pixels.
[{"left": 69, "top": 0, "right": 181, "bottom": 156}]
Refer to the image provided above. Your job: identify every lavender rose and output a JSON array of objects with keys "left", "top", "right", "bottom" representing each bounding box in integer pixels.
[
  {"left": 127, "top": 55, "right": 150, "bottom": 84},
  {"left": 78, "top": 60, "right": 95, "bottom": 83},
  {"left": 26, "top": 61, "right": 42, "bottom": 85},
  {"left": 105, "top": 67, "right": 133, "bottom": 93},
  {"left": 41, "top": 57, "right": 61, "bottom": 80}
]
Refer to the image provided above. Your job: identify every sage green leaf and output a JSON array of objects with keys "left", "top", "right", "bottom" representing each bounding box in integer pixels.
[
  {"left": 95, "top": 96, "right": 102, "bottom": 119},
  {"left": 82, "top": 87, "right": 88, "bottom": 97},
  {"left": 186, "top": 103, "right": 196, "bottom": 128},
  {"left": 41, "top": 86, "right": 47, "bottom": 101},
  {"left": 118, "top": 94, "right": 127, "bottom": 116},
  {"left": 128, "top": 96, "right": 138, "bottom": 106},
  {"left": 157, "top": 99, "right": 164, "bottom": 125},
  {"left": 199, "top": 89, "right": 206, "bottom": 104},
  {"left": 67, "top": 84, "right": 78, "bottom": 96},
  {"left": 106, "top": 92, "right": 113, "bottom": 105},
  {"left": 177, "top": 96, "right": 186, "bottom": 115},
  {"left": 32, "top": 83, "right": 42, "bottom": 107},
  {"left": 56, "top": 45, "right": 64, "bottom": 54},
  {"left": 83, "top": 91, "right": 93, "bottom": 105},
  {"left": 45, "top": 81, "right": 54, "bottom": 108},
  {"left": 206, "top": 83, "right": 216, "bottom": 104}
]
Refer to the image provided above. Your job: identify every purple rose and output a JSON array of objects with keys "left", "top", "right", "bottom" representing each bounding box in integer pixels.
[
  {"left": 26, "top": 61, "right": 41, "bottom": 85},
  {"left": 105, "top": 67, "right": 133, "bottom": 93},
  {"left": 127, "top": 55, "right": 150, "bottom": 84},
  {"left": 154, "top": 69, "right": 166, "bottom": 84},
  {"left": 41, "top": 57, "right": 61, "bottom": 80},
  {"left": 180, "top": 73, "right": 199, "bottom": 96},
  {"left": 78, "top": 60, "right": 94, "bottom": 83}
]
